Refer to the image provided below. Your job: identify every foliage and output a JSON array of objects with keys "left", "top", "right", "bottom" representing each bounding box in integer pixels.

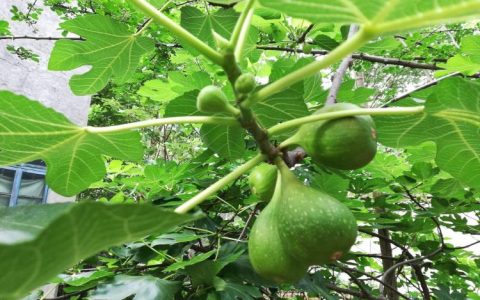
[{"left": 0, "top": 0, "right": 479, "bottom": 299}]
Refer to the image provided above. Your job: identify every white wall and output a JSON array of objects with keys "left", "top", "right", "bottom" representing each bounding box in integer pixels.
[{"left": 0, "top": 1, "right": 91, "bottom": 206}]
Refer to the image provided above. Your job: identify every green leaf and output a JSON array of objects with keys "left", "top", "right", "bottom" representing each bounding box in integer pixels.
[
  {"left": 139, "top": 71, "right": 211, "bottom": 102},
  {"left": 180, "top": 7, "right": 238, "bottom": 51},
  {"left": 437, "top": 36, "right": 480, "bottom": 76},
  {"left": 0, "top": 20, "right": 11, "bottom": 35},
  {"left": 0, "top": 202, "right": 196, "bottom": 299},
  {"left": 90, "top": 275, "right": 180, "bottom": 300},
  {"left": 0, "top": 91, "right": 143, "bottom": 196},
  {"left": 360, "top": 37, "right": 401, "bottom": 54},
  {"left": 164, "top": 250, "right": 216, "bottom": 272},
  {"left": 375, "top": 78, "right": 480, "bottom": 189},
  {"left": 48, "top": 15, "right": 154, "bottom": 95},
  {"left": 258, "top": 0, "right": 480, "bottom": 35},
  {"left": 313, "top": 34, "right": 339, "bottom": 50},
  {"left": 164, "top": 90, "right": 203, "bottom": 117},
  {"left": 58, "top": 270, "right": 114, "bottom": 287},
  {"left": 213, "top": 277, "right": 262, "bottom": 300},
  {"left": 201, "top": 123, "right": 246, "bottom": 159},
  {"left": 254, "top": 58, "right": 309, "bottom": 129}
]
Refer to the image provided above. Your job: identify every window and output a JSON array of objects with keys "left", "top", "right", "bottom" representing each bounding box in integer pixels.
[{"left": 0, "top": 161, "right": 48, "bottom": 207}]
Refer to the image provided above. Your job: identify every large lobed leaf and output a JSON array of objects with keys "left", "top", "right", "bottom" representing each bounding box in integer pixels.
[
  {"left": 0, "top": 91, "right": 144, "bottom": 196},
  {"left": 375, "top": 78, "right": 480, "bottom": 190},
  {"left": 0, "top": 202, "right": 197, "bottom": 300},
  {"left": 48, "top": 15, "right": 155, "bottom": 95},
  {"left": 258, "top": 0, "right": 480, "bottom": 35}
]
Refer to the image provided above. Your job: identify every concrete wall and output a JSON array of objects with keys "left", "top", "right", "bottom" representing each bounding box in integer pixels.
[{"left": 0, "top": 1, "right": 91, "bottom": 205}]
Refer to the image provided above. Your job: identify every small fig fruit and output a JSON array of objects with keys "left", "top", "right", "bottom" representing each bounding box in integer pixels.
[
  {"left": 197, "top": 85, "right": 230, "bottom": 113},
  {"left": 303, "top": 43, "right": 313, "bottom": 54},
  {"left": 248, "top": 163, "right": 277, "bottom": 202},
  {"left": 235, "top": 73, "right": 256, "bottom": 94}
]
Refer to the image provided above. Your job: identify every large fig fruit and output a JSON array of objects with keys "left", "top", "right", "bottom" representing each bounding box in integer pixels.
[
  {"left": 248, "top": 178, "right": 308, "bottom": 283},
  {"left": 287, "top": 103, "right": 377, "bottom": 170},
  {"left": 276, "top": 161, "right": 358, "bottom": 265},
  {"left": 248, "top": 160, "right": 357, "bottom": 283}
]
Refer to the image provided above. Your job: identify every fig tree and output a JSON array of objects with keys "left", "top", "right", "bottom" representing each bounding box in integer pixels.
[
  {"left": 248, "top": 163, "right": 277, "bottom": 202},
  {"left": 287, "top": 103, "right": 377, "bottom": 170},
  {"left": 196, "top": 85, "right": 230, "bottom": 113}
]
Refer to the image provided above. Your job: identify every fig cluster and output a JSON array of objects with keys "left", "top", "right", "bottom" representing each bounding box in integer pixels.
[
  {"left": 248, "top": 103, "right": 378, "bottom": 282},
  {"left": 248, "top": 161, "right": 357, "bottom": 283}
]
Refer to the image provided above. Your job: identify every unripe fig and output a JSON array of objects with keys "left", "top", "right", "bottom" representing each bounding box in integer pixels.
[
  {"left": 235, "top": 73, "right": 256, "bottom": 94},
  {"left": 248, "top": 176, "right": 308, "bottom": 283},
  {"left": 303, "top": 43, "right": 313, "bottom": 54},
  {"left": 248, "top": 163, "right": 277, "bottom": 202},
  {"left": 196, "top": 85, "right": 229, "bottom": 113},
  {"left": 275, "top": 161, "right": 358, "bottom": 265},
  {"left": 248, "top": 160, "right": 357, "bottom": 282},
  {"left": 288, "top": 103, "right": 377, "bottom": 170}
]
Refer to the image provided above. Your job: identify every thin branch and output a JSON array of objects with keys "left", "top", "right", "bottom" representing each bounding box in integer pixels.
[
  {"left": 382, "top": 72, "right": 460, "bottom": 106},
  {"left": 337, "top": 265, "right": 411, "bottom": 300},
  {"left": 325, "top": 283, "right": 385, "bottom": 300},
  {"left": 256, "top": 45, "right": 444, "bottom": 70},
  {"left": 326, "top": 25, "right": 359, "bottom": 105},
  {"left": 297, "top": 24, "right": 314, "bottom": 44}
]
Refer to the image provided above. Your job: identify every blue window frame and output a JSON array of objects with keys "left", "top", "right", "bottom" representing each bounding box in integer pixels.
[{"left": 0, "top": 161, "right": 48, "bottom": 207}]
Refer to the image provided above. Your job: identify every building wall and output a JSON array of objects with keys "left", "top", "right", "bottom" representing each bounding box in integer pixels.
[{"left": 0, "top": 1, "right": 91, "bottom": 204}]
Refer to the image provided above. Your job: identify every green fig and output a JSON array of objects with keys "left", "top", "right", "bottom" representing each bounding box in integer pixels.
[
  {"left": 287, "top": 103, "right": 377, "bottom": 170},
  {"left": 196, "top": 85, "right": 230, "bottom": 113},
  {"left": 248, "top": 163, "right": 277, "bottom": 202},
  {"left": 235, "top": 73, "right": 257, "bottom": 94},
  {"left": 302, "top": 43, "right": 313, "bottom": 54},
  {"left": 276, "top": 161, "right": 357, "bottom": 265},
  {"left": 248, "top": 173, "right": 308, "bottom": 283}
]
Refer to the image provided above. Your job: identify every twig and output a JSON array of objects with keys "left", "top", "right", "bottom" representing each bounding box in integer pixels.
[
  {"left": 256, "top": 45, "right": 443, "bottom": 70},
  {"left": 297, "top": 24, "right": 314, "bottom": 44},
  {"left": 326, "top": 25, "right": 359, "bottom": 105}
]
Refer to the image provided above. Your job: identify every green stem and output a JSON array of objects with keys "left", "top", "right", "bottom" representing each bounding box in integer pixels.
[
  {"left": 230, "top": 0, "right": 256, "bottom": 55},
  {"left": 129, "top": 0, "right": 224, "bottom": 65},
  {"left": 269, "top": 106, "right": 425, "bottom": 136},
  {"left": 244, "top": 28, "right": 372, "bottom": 106},
  {"left": 86, "top": 116, "right": 236, "bottom": 134},
  {"left": 373, "top": 2, "right": 480, "bottom": 35},
  {"left": 175, "top": 154, "right": 266, "bottom": 214},
  {"left": 134, "top": 0, "right": 173, "bottom": 36}
]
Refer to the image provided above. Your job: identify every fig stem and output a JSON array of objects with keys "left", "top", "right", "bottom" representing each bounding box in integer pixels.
[
  {"left": 230, "top": 0, "right": 256, "bottom": 60},
  {"left": 86, "top": 116, "right": 237, "bottom": 134},
  {"left": 129, "top": 0, "right": 224, "bottom": 66},
  {"left": 175, "top": 154, "right": 266, "bottom": 214},
  {"left": 269, "top": 106, "right": 425, "bottom": 137}
]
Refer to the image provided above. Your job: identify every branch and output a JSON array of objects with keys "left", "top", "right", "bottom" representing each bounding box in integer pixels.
[
  {"left": 326, "top": 25, "right": 359, "bottom": 105},
  {"left": 256, "top": 45, "right": 443, "bottom": 70},
  {"left": 382, "top": 72, "right": 460, "bottom": 106},
  {"left": 325, "top": 283, "right": 385, "bottom": 300},
  {"left": 0, "top": 35, "right": 83, "bottom": 41},
  {"left": 336, "top": 265, "right": 410, "bottom": 300},
  {"left": 297, "top": 24, "right": 314, "bottom": 44}
]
